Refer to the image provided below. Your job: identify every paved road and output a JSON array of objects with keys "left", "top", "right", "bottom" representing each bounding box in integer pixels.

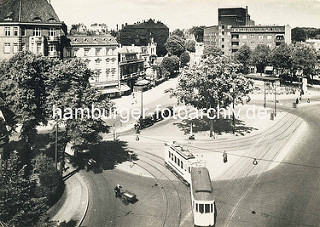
[{"left": 215, "top": 102, "right": 320, "bottom": 227}]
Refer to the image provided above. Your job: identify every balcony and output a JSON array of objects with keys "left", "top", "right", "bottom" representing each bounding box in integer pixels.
[
  {"left": 48, "top": 51, "right": 58, "bottom": 57},
  {"left": 48, "top": 35, "right": 59, "bottom": 42}
]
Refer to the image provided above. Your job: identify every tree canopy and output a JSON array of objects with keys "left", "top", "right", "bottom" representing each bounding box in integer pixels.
[
  {"left": 185, "top": 40, "right": 196, "bottom": 52},
  {"left": 203, "top": 45, "right": 223, "bottom": 58},
  {"left": 161, "top": 56, "right": 180, "bottom": 77},
  {"left": 172, "top": 56, "right": 253, "bottom": 136},
  {"left": 189, "top": 26, "right": 206, "bottom": 42},
  {"left": 235, "top": 44, "right": 252, "bottom": 74},
  {"left": 165, "top": 35, "right": 186, "bottom": 57},
  {"left": 179, "top": 51, "right": 191, "bottom": 67},
  {"left": 250, "top": 44, "right": 271, "bottom": 74}
]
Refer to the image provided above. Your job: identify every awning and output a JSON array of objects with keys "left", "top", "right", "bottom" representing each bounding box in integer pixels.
[
  {"left": 136, "top": 79, "right": 150, "bottom": 86},
  {"left": 120, "top": 85, "right": 131, "bottom": 92},
  {"left": 100, "top": 87, "right": 120, "bottom": 94}
]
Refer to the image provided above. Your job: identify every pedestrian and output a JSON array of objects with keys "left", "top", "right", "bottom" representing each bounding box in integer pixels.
[
  {"left": 296, "top": 98, "right": 299, "bottom": 104},
  {"left": 223, "top": 151, "right": 228, "bottom": 163}
]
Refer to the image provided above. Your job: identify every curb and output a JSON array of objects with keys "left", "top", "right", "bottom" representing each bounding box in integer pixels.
[{"left": 76, "top": 172, "right": 89, "bottom": 227}]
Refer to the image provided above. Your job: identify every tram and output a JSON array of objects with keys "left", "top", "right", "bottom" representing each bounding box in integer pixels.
[
  {"left": 164, "top": 141, "right": 203, "bottom": 185},
  {"left": 190, "top": 167, "right": 215, "bottom": 227}
]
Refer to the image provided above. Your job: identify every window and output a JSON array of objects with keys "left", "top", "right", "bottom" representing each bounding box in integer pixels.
[
  {"left": 196, "top": 203, "right": 198, "bottom": 212},
  {"left": 49, "top": 28, "right": 56, "bottom": 37},
  {"left": 222, "top": 25, "right": 225, "bottom": 29},
  {"left": 4, "top": 43, "right": 10, "bottom": 53},
  {"left": 242, "top": 35, "right": 247, "bottom": 39},
  {"left": 21, "top": 43, "right": 26, "bottom": 51},
  {"left": 5, "top": 27, "right": 10, "bottom": 36},
  {"left": 177, "top": 159, "right": 180, "bottom": 166},
  {"left": 48, "top": 44, "right": 56, "bottom": 54},
  {"left": 84, "top": 48, "right": 89, "bottom": 56},
  {"left": 222, "top": 45, "right": 224, "bottom": 48},
  {"left": 169, "top": 151, "right": 171, "bottom": 158},
  {"left": 21, "top": 28, "right": 26, "bottom": 36},
  {"left": 222, "top": 31, "right": 224, "bottom": 35},
  {"left": 13, "top": 27, "right": 18, "bottom": 36},
  {"left": 95, "top": 48, "right": 100, "bottom": 56},
  {"left": 33, "top": 27, "right": 41, "bottom": 36},
  {"left": 205, "top": 204, "right": 210, "bottom": 213},
  {"left": 259, "top": 35, "right": 264, "bottom": 39},
  {"left": 199, "top": 204, "right": 204, "bottom": 214},
  {"left": 222, "top": 38, "right": 224, "bottom": 42},
  {"left": 13, "top": 43, "right": 18, "bottom": 53},
  {"left": 267, "top": 35, "right": 272, "bottom": 40},
  {"left": 174, "top": 156, "right": 177, "bottom": 163},
  {"left": 36, "top": 43, "right": 41, "bottom": 54},
  {"left": 181, "top": 161, "right": 183, "bottom": 169}
]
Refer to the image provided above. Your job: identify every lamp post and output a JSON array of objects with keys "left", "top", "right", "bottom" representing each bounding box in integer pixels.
[
  {"left": 274, "top": 83, "right": 277, "bottom": 117},
  {"left": 264, "top": 81, "right": 267, "bottom": 108}
]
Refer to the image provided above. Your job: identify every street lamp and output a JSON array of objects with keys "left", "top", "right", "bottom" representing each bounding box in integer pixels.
[{"left": 274, "top": 83, "right": 277, "bottom": 117}]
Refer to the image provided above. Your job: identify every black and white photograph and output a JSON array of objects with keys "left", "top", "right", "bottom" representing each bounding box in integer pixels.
[{"left": 0, "top": 0, "right": 320, "bottom": 226}]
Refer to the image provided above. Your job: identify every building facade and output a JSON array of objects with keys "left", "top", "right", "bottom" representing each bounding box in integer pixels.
[
  {"left": 204, "top": 6, "right": 291, "bottom": 56},
  {"left": 63, "top": 34, "right": 127, "bottom": 97},
  {"left": 119, "top": 19, "right": 169, "bottom": 57},
  {"left": 0, "top": 0, "right": 67, "bottom": 60}
]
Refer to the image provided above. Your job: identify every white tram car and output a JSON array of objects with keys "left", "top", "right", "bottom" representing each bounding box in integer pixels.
[
  {"left": 164, "top": 141, "right": 203, "bottom": 185},
  {"left": 190, "top": 167, "right": 215, "bottom": 227}
]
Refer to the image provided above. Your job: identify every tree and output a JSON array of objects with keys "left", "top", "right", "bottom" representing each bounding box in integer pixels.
[
  {"left": 172, "top": 56, "right": 253, "bottom": 137},
  {"left": 203, "top": 45, "right": 223, "bottom": 58},
  {"left": 270, "top": 43, "right": 293, "bottom": 76},
  {"left": 189, "top": 26, "right": 206, "bottom": 42},
  {"left": 251, "top": 44, "right": 271, "bottom": 74},
  {"left": 185, "top": 40, "right": 196, "bottom": 52},
  {"left": 0, "top": 155, "right": 48, "bottom": 226},
  {"left": 0, "top": 52, "right": 111, "bottom": 153},
  {"left": 165, "top": 35, "right": 186, "bottom": 57},
  {"left": 291, "top": 27, "right": 307, "bottom": 43},
  {"left": 0, "top": 53, "right": 58, "bottom": 145},
  {"left": 161, "top": 56, "right": 180, "bottom": 77},
  {"left": 180, "top": 51, "right": 190, "bottom": 67},
  {"left": 235, "top": 44, "right": 252, "bottom": 74},
  {"left": 291, "top": 43, "right": 317, "bottom": 80},
  {"left": 171, "top": 29, "right": 185, "bottom": 39}
]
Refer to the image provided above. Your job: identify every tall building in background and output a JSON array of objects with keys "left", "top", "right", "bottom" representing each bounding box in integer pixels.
[
  {"left": 119, "top": 19, "right": 169, "bottom": 57},
  {"left": 0, "top": 0, "right": 67, "bottom": 60},
  {"left": 204, "top": 6, "right": 291, "bottom": 56}
]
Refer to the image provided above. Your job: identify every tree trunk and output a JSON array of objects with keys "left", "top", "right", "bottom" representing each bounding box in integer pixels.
[{"left": 209, "top": 118, "right": 214, "bottom": 137}]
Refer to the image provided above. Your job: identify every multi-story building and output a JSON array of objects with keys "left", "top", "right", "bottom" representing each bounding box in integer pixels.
[
  {"left": 118, "top": 46, "right": 145, "bottom": 91},
  {"left": 63, "top": 34, "right": 130, "bottom": 97},
  {"left": 119, "top": 19, "right": 169, "bottom": 57},
  {"left": 204, "top": 6, "right": 291, "bottom": 56},
  {"left": 90, "top": 23, "right": 108, "bottom": 34},
  {"left": 0, "top": 0, "right": 67, "bottom": 60},
  {"left": 230, "top": 25, "right": 291, "bottom": 53}
]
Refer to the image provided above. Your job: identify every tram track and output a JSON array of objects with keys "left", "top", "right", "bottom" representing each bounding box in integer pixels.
[{"left": 128, "top": 147, "right": 187, "bottom": 227}]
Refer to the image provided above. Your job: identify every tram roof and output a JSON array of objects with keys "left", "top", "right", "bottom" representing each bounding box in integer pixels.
[
  {"left": 191, "top": 167, "right": 214, "bottom": 201},
  {"left": 168, "top": 143, "right": 195, "bottom": 160}
]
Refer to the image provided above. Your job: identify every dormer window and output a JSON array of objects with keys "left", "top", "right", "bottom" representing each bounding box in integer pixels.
[
  {"left": 48, "top": 18, "right": 56, "bottom": 23},
  {"left": 4, "top": 12, "right": 13, "bottom": 21},
  {"left": 33, "top": 27, "right": 41, "bottom": 36},
  {"left": 73, "top": 38, "right": 78, "bottom": 42},
  {"left": 93, "top": 38, "right": 97, "bottom": 42},
  {"left": 33, "top": 17, "right": 42, "bottom": 22},
  {"left": 84, "top": 38, "right": 88, "bottom": 42}
]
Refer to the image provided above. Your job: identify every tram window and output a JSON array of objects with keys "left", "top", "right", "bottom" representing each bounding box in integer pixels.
[
  {"left": 188, "top": 167, "right": 191, "bottom": 173},
  {"left": 211, "top": 204, "right": 213, "bottom": 213},
  {"left": 181, "top": 161, "right": 183, "bottom": 169},
  {"left": 171, "top": 155, "right": 174, "bottom": 161},
  {"left": 205, "top": 204, "right": 210, "bottom": 213},
  {"left": 199, "top": 204, "right": 204, "bottom": 214},
  {"left": 178, "top": 159, "right": 180, "bottom": 166},
  {"left": 196, "top": 203, "right": 198, "bottom": 212},
  {"left": 169, "top": 151, "right": 171, "bottom": 158},
  {"left": 175, "top": 156, "right": 177, "bottom": 163}
]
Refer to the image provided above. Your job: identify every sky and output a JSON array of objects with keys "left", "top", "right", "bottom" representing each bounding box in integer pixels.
[{"left": 51, "top": 0, "right": 320, "bottom": 31}]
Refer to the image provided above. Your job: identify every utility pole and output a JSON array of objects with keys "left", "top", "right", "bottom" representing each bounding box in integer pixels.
[
  {"left": 55, "top": 121, "right": 58, "bottom": 170},
  {"left": 274, "top": 83, "right": 277, "bottom": 117},
  {"left": 264, "top": 81, "right": 266, "bottom": 108}
]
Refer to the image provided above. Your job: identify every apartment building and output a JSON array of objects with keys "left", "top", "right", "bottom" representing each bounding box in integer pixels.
[
  {"left": 0, "top": 0, "right": 67, "bottom": 60},
  {"left": 204, "top": 6, "right": 291, "bottom": 55}
]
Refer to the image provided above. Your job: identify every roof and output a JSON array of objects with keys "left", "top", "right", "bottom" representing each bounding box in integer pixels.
[
  {"left": 67, "top": 35, "right": 118, "bottom": 46},
  {"left": 0, "top": 0, "right": 61, "bottom": 23},
  {"left": 191, "top": 167, "right": 214, "bottom": 201}
]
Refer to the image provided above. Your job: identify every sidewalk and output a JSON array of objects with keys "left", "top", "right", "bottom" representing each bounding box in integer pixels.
[{"left": 47, "top": 165, "right": 89, "bottom": 227}]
